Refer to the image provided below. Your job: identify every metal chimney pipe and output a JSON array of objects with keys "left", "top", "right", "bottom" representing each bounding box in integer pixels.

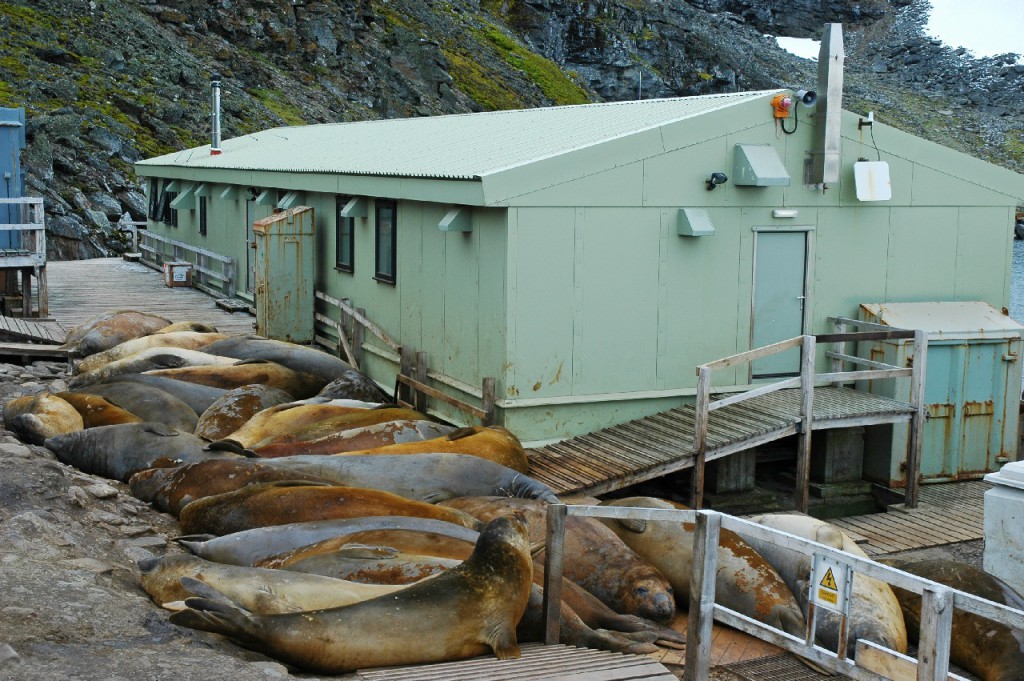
[
  {"left": 210, "top": 74, "right": 222, "bottom": 156},
  {"left": 810, "top": 23, "right": 844, "bottom": 184}
]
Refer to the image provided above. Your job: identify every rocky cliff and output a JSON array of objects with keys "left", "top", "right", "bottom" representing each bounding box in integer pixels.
[{"left": 0, "top": 0, "right": 1020, "bottom": 259}]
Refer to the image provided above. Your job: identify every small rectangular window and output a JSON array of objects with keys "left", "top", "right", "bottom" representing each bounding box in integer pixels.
[
  {"left": 157, "top": 181, "right": 177, "bottom": 227},
  {"left": 198, "top": 196, "right": 207, "bottom": 236},
  {"left": 374, "top": 200, "right": 396, "bottom": 284},
  {"left": 335, "top": 196, "right": 354, "bottom": 272},
  {"left": 147, "top": 179, "right": 159, "bottom": 220}
]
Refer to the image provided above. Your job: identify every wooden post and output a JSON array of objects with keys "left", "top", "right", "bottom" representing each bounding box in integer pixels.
[
  {"left": 542, "top": 503, "right": 567, "bottom": 645},
  {"left": 354, "top": 307, "right": 366, "bottom": 367},
  {"left": 905, "top": 329, "right": 928, "bottom": 508},
  {"left": 684, "top": 510, "right": 721, "bottom": 681},
  {"left": 398, "top": 346, "right": 414, "bottom": 406},
  {"left": 224, "top": 258, "right": 237, "bottom": 298},
  {"left": 35, "top": 265, "right": 47, "bottom": 318},
  {"left": 482, "top": 377, "right": 496, "bottom": 426},
  {"left": 336, "top": 300, "right": 358, "bottom": 369},
  {"left": 795, "top": 335, "right": 816, "bottom": 514},
  {"left": 691, "top": 366, "right": 712, "bottom": 508},
  {"left": 415, "top": 351, "right": 428, "bottom": 414},
  {"left": 831, "top": 318, "right": 846, "bottom": 381},
  {"left": 917, "top": 586, "right": 953, "bottom": 681}
]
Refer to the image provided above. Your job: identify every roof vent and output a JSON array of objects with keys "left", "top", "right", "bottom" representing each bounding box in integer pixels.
[{"left": 210, "top": 74, "right": 222, "bottom": 156}]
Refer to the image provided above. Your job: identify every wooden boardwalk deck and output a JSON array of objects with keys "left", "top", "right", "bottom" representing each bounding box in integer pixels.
[
  {"left": 831, "top": 479, "right": 990, "bottom": 556},
  {"left": 42, "top": 258, "right": 255, "bottom": 336},
  {"left": 528, "top": 386, "right": 915, "bottom": 496},
  {"left": 0, "top": 315, "right": 65, "bottom": 343}
]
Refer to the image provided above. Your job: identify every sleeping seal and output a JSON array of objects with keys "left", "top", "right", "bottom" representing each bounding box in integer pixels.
[{"left": 168, "top": 513, "right": 534, "bottom": 673}]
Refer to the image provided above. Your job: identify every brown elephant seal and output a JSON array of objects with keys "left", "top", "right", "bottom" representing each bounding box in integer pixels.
[
  {"left": 257, "top": 453, "right": 559, "bottom": 503},
  {"left": 71, "top": 380, "right": 199, "bottom": 433},
  {"left": 177, "top": 516, "right": 479, "bottom": 566},
  {"left": 138, "top": 553, "right": 404, "bottom": 613},
  {"left": 128, "top": 459, "right": 332, "bottom": 517},
  {"left": 314, "top": 368, "right": 391, "bottom": 402},
  {"left": 879, "top": 558, "right": 1024, "bottom": 681},
  {"left": 146, "top": 359, "right": 327, "bottom": 399},
  {"left": 56, "top": 392, "right": 143, "bottom": 428},
  {"left": 440, "top": 496, "right": 675, "bottom": 622},
  {"left": 201, "top": 335, "right": 353, "bottom": 382},
  {"left": 215, "top": 400, "right": 390, "bottom": 449},
  {"left": 329, "top": 426, "right": 530, "bottom": 473},
  {"left": 269, "top": 544, "right": 463, "bottom": 584},
  {"left": 62, "top": 310, "right": 172, "bottom": 356},
  {"left": 3, "top": 391, "right": 84, "bottom": 444},
  {"left": 69, "top": 347, "right": 237, "bottom": 390},
  {"left": 44, "top": 422, "right": 241, "bottom": 482},
  {"left": 178, "top": 481, "right": 482, "bottom": 536},
  {"left": 251, "top": 419, "right": 454, "bottom": 457},
  {"left": 75, "top": 331, "right": 228, "bottom": 375},
  {"left": 153, "top": 321, "right": 219, "bottom": 335},
  {"left": 91, "top": 374, "right": 228, "bottom": 416},
  {"left": 168, "top": 513, "right": 534, "bottom": 674},
  {"left": 743, "top": 513, "right": 907, "bottom": 656},
  {"left": 194, "top": 385, "right": 295, "bottom": 441},
  {"left": 233, "top": 406, "right": 426, "bottom": 451},
  {"left": 600, "top": 496, "right": 806, "bottom": 636}
]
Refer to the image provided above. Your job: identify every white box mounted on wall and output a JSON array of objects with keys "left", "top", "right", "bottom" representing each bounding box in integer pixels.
[{"left": 853, "top": 161, "right": 892, "bottom": 201}]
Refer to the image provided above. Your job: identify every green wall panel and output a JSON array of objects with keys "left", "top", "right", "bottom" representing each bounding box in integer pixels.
[
  {"left": 886, "top": 207, "right": 959, "bottom": 300},
  {"left": 812, "top": 207, "right": 890, "bottom": 321},
  {"left": 954, "top": 206, "right": 1013, "bottom": 304}
]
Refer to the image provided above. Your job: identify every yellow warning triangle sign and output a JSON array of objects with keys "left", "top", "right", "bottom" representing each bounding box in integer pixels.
[{"left": 820, "top": 567, "right": 838, "bottom": 590}]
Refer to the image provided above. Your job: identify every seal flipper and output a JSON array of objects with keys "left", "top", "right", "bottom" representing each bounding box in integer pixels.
[
  {"left": 169, "top": 597, "right": 264, "bottom": 649},
  {"left": 484, "top": 621, "right": 520, "bottom": 660},
  {"left": 613, "top": 517, "right": 648, "bottom": 534}
]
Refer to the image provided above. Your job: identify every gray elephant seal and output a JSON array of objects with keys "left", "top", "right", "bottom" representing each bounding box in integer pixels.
[
  {"left": 201, "top": 335, "right": 353, "bottom": 382},
  {"left": 71, "top": 380, "right": 199, "bottom": 433},
  {"left": 168, "top": 513, "right": 534, "bottom": 674}
]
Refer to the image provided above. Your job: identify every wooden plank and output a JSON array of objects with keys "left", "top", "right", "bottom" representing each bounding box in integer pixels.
[{"left": 856, "top": 641, "right": 969, "bottom": 681}]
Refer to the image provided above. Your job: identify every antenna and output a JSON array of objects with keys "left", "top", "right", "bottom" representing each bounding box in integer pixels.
[
  {"left": 638, "top": 70, "right": 643, "bottom": 100},
  {"left": 210, "top": 74, "right": 223, "bottom": 156}
]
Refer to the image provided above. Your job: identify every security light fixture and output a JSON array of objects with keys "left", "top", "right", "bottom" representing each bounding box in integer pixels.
[{"left": 706, "top": 172, "right": 728, "bottom": 190}]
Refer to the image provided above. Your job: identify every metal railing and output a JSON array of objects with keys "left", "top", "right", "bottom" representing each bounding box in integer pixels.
[
  {"left": 137, "top": 230, "right": 236, "bottom": 298},
  {"left": 542, "top": 503, "right": 1024, "bottom": 681},
  {"left": 692, "top": 318, "right": 927, "bottom": 510},
  {"left": 314, "top": 290, "right": 496, "bottom": 425}
]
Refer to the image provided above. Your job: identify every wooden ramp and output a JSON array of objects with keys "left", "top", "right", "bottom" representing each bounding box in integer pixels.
[
  {"left": 354, "top": 643, "right": 675, "bottom": 681},
  {"left": 42, "top": 258, "right": 255, "bottom": 336},
  {"left": 0, "top": 315, "right": 65, "bottom": 344},
  {"left": 528, "top": 386, "right": 915, "bottom": 496},
  {"left": 831, "top": 480, "right": 990, "bottom": 556}
]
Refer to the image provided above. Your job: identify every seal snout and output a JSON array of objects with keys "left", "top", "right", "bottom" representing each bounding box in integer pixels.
[
  {"left": 137, "top": 556, "right": 160, "bottom": 573},
  {"left": 650, "top": 590, "right": 676, "bottom": 621}
]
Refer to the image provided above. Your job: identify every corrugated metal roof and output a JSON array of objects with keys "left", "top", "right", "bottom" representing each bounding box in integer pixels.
[{"left": 138, "top": 91, "right": 779, "bottom": 180}]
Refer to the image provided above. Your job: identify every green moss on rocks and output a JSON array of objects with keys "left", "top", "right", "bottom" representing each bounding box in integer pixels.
[
  {"left": 248, "top": 88, "right": 307, "bottom": 127},
  {"left": 477, "top": 24, "right": 589, "bottom": 105},
  {"left": 443, "top": 49, "right": 524, "bottom": 110}
]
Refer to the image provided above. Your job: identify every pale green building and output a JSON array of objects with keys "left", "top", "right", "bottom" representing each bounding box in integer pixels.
[{"left": 135, "top": 90, "right": 1024, "bottom": 445}]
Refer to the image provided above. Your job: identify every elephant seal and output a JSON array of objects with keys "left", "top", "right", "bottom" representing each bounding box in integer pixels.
[
  {"left": 177, "top": 516, "right": 479, "bottom": 566},
  {"left": 194, "top": 385, "right": 295, "bottom": 441},
  {"left": 75, "top": 331, "right": 228, "bottom": 375},
  {"left": 314, "top": 368, "right": 391, "bottom": 403},
  {"left": 128, "top": 460, "right": 332, "bottom": 517},
  {"left": 233, "top": 406, "right": 426, "bottom": 450},
  {"left": 879, "top": 558, "right": 1024, "bottom": 681},
  {"left": 268, "top": 544, "right": 463, "bottom": 584},
  {"left": 215, "top": 400, "right": 390, "bottom": 449},
  {"left": 600, "top": 497, "right": 806, "bottom": 637},
  {"left": 178, "top": 481, "right": 482, "bottom": 536},
  {"left": 69, "top": 347, "right": 237, "bottom": 390},
  {"left": 329, "top": 426, "right": 530, "bottom": 474},
  {"left": 71, "top": 380, "right": 199, "bottom": 433},
  {"left": 169, "top": 513, "right": 534, "bottom": 674},
  {"left": 3, "top": 391, "right": 84, "bottom": 444},
  {"left": 744, "top": 513, "right": 907, "bottom": 656},
  {"left": 138, "top": 553, "right": 404, "bottom": 613},
  {"left": 62, "top": 310, "right": 171, "bottom": 356},
  {"left": 56, "top": 392, "right": 143, "bottom": 428},
  {"left": 91, "top": 374, "right": 228, "bottom": 416},
  {"left": 146, "top": 359, "right": 327, "bottom": 399},
  {"left": 251, "top": 419, "right": 454, "bottom": 457},
  {"left": 202, "top": 335, "right": 353, "bottom": 382},
  {"left": 258, "top": 453, "right": 559, "bottom": 503},
  {"left": 153, "top": 321, "right": 219, "bottom": 335},
  {"left": 44, "top": 422, "right": 240, "bottom": 482},
  {"left": 440, "top": 496, "right": 675, "bottom": 622}
]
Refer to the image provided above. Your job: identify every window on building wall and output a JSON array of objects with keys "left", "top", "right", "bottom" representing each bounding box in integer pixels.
[
  {"left": 147, "top": 179, "right": 159, "bottom": 220},
  {"left": 374, "top": 200, "right": 396, "bottom": 284},
  {"left": 199, "top": 196, "right": 207, "bottom": 236},
  {"left": 157, "top": 181, "right": 178, "bottom": 227},
  {"left": 335, "top": 196, "right": 354, "bottom": 273}
]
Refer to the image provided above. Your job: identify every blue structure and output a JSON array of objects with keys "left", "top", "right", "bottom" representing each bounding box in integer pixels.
[{"left": 0, "top": 107, "right": 26, "bottom": 250}]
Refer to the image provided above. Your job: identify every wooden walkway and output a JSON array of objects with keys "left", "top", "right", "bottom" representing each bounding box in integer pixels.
[
  {"left": 527, "top": 387, "right": 915, "bottom": 496},
  {"left": 0, "top": 315, "right": 65, "bottom": 343},
  {"left": 354, "top": 643, "right": 675, "bottom": 681},
  {"left": 831, "top": 480, "right": 989, "bottom": 556},
  {"left": 42, "top": 258, "right": 255, "bottom": 336}
]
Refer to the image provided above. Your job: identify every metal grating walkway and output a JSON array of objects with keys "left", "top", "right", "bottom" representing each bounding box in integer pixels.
[
  {"left": 527, "top": 387, "right": 915, "bottom": 496},
  {"left": 355, "top": 643, "right": 675, "bottom": 681}
]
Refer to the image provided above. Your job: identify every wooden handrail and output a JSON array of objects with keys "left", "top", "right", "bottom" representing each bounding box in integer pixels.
[{"left": 138, "top": 230, "right": 236, "bottom": 298}]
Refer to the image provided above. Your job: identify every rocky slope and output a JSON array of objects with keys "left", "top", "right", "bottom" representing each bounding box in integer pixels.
[{"left": 0, "top": 0, "right": 1020, "bottom": 259}]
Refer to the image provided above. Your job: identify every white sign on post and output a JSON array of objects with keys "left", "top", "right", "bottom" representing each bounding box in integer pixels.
[{"left": 811, "top": 553, "right": 852, "bottom": 615}]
